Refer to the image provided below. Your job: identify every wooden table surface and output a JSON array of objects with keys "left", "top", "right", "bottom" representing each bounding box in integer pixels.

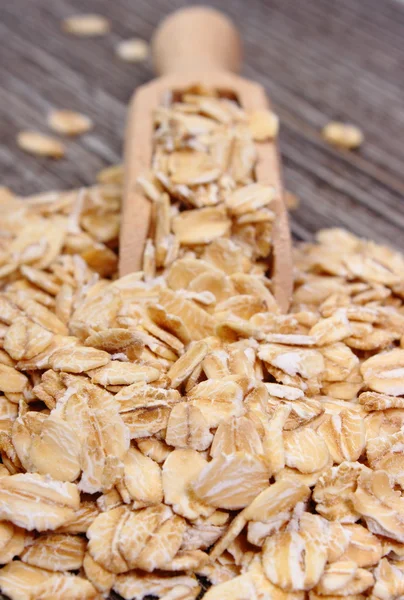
[{"left": 1, "top": 0, "right": 404, "bottom": 252}]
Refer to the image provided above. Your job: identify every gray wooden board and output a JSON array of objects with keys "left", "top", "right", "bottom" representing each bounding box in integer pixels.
[{"left": 1, "top": 0, "right": 404, "bottom": 250}]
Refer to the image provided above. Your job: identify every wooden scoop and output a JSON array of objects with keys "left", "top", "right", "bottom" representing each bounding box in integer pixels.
[{"left": 120, "top": 6, "right": 293, "bottom": 311}]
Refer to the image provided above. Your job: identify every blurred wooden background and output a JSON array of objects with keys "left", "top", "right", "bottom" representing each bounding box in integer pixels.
[{"left": 1, "top": 0, "right": 404, "bottom": 249}]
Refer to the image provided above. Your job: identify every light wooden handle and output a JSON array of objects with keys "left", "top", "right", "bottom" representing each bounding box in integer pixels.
[{"left": 151, "top": 6, "right": 242, "bottom": 76}]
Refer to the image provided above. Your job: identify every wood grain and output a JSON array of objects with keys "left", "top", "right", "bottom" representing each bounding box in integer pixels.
[{"left": 1, "top": 0, "right": 403, "bottom": 250}]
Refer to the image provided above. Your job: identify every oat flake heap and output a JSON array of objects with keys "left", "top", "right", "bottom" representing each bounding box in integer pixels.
[{"left": 0, "top": 87, "right": 404, "bottom": 600}]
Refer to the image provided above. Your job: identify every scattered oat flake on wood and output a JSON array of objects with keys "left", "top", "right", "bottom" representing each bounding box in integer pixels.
[
  {"left": 17, "top": 131, "right": 65, "bottom": 158},
  {"left": 48, "top": 110, "right": 93, "bottom": 136},
  {"left": 116, "top": 38, "right": 149, "bottom": 62},
  {"left": 322, "top": 121, "right": 364, "bottom": 149},
  {"left": 62, "top": 14, "right": 110, "bottom": 36}
]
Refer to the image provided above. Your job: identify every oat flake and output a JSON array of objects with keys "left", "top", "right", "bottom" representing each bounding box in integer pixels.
[
  {"left": 48, "top": 110, "right": 93, "bottom": 136},
  {"left": 17, "top": 131, "right": 65, "bottom": 159},
  {"left": 116, "top": 38, "right": 149, "bottom": 62},
  {"left": 62, "top": 14, "right": 110, "bottom": 37}
]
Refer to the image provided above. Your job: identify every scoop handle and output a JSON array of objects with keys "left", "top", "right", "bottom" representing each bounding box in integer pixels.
[{"left": 151, "top": 6, "right": 242, "bottom": 76}]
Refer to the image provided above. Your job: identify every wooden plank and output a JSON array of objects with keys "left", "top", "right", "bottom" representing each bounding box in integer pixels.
[{"left": 0, "top": 0, "right": 403, "bottom": 251}]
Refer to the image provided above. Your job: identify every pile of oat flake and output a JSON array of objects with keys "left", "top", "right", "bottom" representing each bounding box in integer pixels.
[{"left": 0, "top": 87, "right": 404, "bottom": 600}]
